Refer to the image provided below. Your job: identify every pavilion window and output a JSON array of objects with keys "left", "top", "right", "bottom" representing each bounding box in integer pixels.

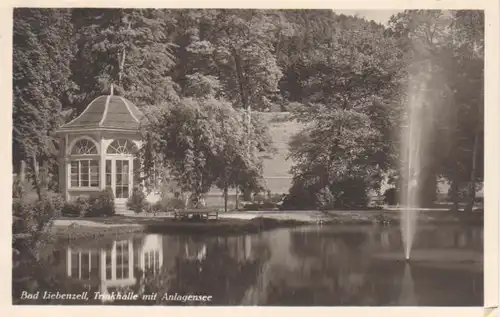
[
  {"left": 70, "top": 160, "right": 100, "bottom": 188},
  {"left": 70, "top": 138, "right": 100, "bottom": 188}
]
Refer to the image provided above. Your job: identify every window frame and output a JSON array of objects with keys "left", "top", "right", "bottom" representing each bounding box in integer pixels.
[
  {"left": 70, "top": 137, "right": 99, "bottom": 155},
  {"left": 70, "top": 159, "right": 100, "bottom": 189},
  {"left": 106, "top": 139, "right": 138, "bottom": 156}
]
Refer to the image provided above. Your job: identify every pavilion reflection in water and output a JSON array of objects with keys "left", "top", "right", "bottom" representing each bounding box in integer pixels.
[
  {"left": 64, "top": 234, "right": 255, "bottom": 300},
  {"left": 66, "top": 235, "right": 165, "bottom": 296}
]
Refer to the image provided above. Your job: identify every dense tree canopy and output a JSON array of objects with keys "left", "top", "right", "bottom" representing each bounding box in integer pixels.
[
  {"left": 13, "top": 8, "right": 75, "bottom": 199},
  {"left": 12, "top": 9, "right": 484, "bottom": 210},
  {"left": 139, "top": 97, "right": 274, "bottom": 209}
]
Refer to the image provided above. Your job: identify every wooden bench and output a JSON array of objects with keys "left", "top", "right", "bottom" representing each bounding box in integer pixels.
[{"left": 173, "top": 208, "right": 219, "bottom": 221}]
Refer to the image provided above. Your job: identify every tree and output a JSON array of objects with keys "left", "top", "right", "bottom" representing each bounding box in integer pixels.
[
  {"left": 13, "top": 8, "right": 75, "bottom": 200},
  {"left": 170, "top": 9, "right": 285, "bottom": 111},
  {"left": 139, "top": 97, "right": 273, "bottom": 210},
  {"left": 451, "top": 10, "right": 484, "bottom": 212},
  {"left": 387, "top": 10, "right": 484, "bottom": 210},
  {"left": 71, "top": 9, "right": 180, "bottom": 109},
  {"left": 213, "top": 107, "right": 271, "bottom": 212},
  {"left": 286, "top": 16, "right": 404, "bottom": 208}
]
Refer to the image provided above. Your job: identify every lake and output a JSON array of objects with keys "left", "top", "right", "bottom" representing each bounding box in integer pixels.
[{"left": 17, "top": 224, "right": 483, "bottom": 306}]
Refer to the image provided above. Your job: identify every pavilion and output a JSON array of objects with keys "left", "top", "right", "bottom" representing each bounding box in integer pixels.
[{"left": 54, "top": 86, "right": 157, "bottom": 213}]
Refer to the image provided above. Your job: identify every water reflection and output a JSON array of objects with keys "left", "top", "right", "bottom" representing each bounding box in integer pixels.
[
  {"left": 66, "top": 235, "right": 164, "bottom": 298},
  {"left": 398, "top": 264, "right": 417, "bottom": 305},
  {"left": 48, "top": 225, "right": 483, "bottom": 306}
]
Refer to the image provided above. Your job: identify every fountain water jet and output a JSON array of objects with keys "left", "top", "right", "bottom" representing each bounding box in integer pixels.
[{"left": 400, "top": 68, "right": 432, "bottom": 261}]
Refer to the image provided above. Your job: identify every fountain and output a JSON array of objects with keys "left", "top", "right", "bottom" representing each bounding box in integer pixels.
[{"left": 400, "top": 69, "right": 429, "bottom": 261}]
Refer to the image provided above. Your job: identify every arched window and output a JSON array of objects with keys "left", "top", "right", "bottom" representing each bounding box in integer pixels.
[
  {"left": 71, "top": 138, "right": 98, "bottom": 155},
  {"left": 107, "top": 139, "right": 138, "bottom": 155},
  {"left": 70, "top": 138, "right": 99, "bottom": 188}
]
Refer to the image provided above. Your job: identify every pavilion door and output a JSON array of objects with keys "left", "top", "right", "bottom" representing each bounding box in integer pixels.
[{"left": 106, "top": 159, "right": 133, "bottom": 203}]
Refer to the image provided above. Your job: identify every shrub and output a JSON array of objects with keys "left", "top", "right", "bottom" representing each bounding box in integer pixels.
[
  {"left": 243, "top": 203, "right": 260, "bottom": 211},
  {"left": 268, "top": 194, "right": 284, "bottom": 204},
  {"left": 152, "top": 196, "right": 185, "bottom": 213},
  {"left": 127, "top": 187, "right": 148, "bottom": 213},
  {"left": 62, "top": 196, "right": 90, "bottom": 217},
  {"left": 13, "top": 193, "right": 63, "bottom": 254},
  {"left": 87, "top": 189, "right": 115, "bottom": 217},
  {"left": 280, "top": 182, "right": 317, "bottom": 210},
  {"left": 38, "top": 193, "right": 65, "bottom": 219},
  {"left": 383, "top": 187, "right": 398, "bottom": 205},
  {"left": 12, "top": 178, "right": 29, "bottom": 199},
  {"left": 315, "top": 187, "right": 336, "bottom": 211},
  {"left": 253, "top": 193, "right": 267, "bottom": 203}
]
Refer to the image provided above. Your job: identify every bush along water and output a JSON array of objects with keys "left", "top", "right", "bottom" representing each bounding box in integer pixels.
[
  {"left": 151, "top": 196, "right": 185, "bottom": 213},
  {"left": 87, "top": 189, "right": 115, "bottom": 216},
  {"left": 127, "top": 187, "right": 148, "bottom": 213},
  {"left": 242, "top": 192, "right": 285, "bottom": 211},
  {"left": 61, "top": 189, "right": 115, "bottom": 217},
  {"left": 12, "top": 189, "right": 97, "bottom": 304}
]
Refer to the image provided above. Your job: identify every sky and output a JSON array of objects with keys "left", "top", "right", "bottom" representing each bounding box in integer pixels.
[{"left": 333, "top": 10, "right": 404, "bottom": 25}]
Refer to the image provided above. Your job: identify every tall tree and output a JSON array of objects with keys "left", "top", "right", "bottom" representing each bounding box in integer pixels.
[
  {"left": 451, "top": 10, "right": 484, "bottom": 212},
  {"left": 170, "top": 9, "right": 285, "bottom": 111},
  {"left": 71, "top": 8, "right": 179, "bottom": 109},
  {"left": 13, "top": 8, "right": 75, "bottom": 199},
  {"left": 139, "top": 97, "right": 273, "bottom": 209},
  {"left": 286, "top": 16, "right": 403, "bottom": 208}
]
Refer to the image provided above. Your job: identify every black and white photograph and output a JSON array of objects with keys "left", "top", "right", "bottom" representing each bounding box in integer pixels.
[{"left": 8, "top": 5, "right": 493, "bottom": 310}]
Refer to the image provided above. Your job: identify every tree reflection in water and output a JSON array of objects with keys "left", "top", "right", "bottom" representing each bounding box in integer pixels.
[{"left": 13, "top": 225, "right": 482, "bottom": 306}]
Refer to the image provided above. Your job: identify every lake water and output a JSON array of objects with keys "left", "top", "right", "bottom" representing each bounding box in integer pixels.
[{"left": 21, "top": 224, "right": 483, "bottom": 306}]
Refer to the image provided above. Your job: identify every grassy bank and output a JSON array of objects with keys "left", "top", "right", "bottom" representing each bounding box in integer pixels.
[
  {"left": 322, "top": 209, "right": 484, "bottom": 226},
  {"left": 51, "top": 208, "right": 482, "bottom": 242},
  {"left": 51, "top": 224, "right": 145, "bottom": 241},
  {"left": 145, "top": 217, "right": 307, "bottom": 235},
  {"left": 51, "top": 216, "right": 308, "bottom": 241}
]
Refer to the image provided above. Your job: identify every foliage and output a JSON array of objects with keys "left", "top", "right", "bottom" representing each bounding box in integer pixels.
[
  {"left": 383, "top": 187, "right": 398, "bottom": 205},
  {"left": 387, "top": 10, "right": 484, "bottom": 209},
  {"left": 152, "top": 196, "right": 186, "bottom": 213},
  {"left": 140, "top": 97, "right": 273, "bottom": 210},
  {"left": 12, "top": 9, "right": 483, "bottom": 212},
  {"left": 12, "top": 178, "right": 31, "bottom": 199},
  {"left": 62, "top": 197, "right": 90, "bottom": 217},
  {"left": 87, "top": 189, "right": 116, "bottom": 216},
  {"left": 286, "top": 23, "right": 403, "bottom": 207},
  {"left": 62, "top": 190, "right": 116, "bottom": 217},
  {"left": 70, "top": 9, "right": 180, "bottom": 107},
  {"left": 13, "top": 8, "right": 75, "bottom": 199},
  {"left": 171, "top": 9, "right": 285, "bottom": 111},
  {"left": 127, "top": 187, "right": 148, "bottom": 213},
  {"left": 280, "top": 180, "right": 317, "bottom": 210},
  {"left": 12, "top": 193, "right": 64, "bottom": 258},
  {"left": 315, "top": 187, "right": 336, "bottom": 211}
]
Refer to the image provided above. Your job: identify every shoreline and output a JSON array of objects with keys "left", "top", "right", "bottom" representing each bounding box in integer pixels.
[{"left": 51, "top": 209, "right": 483, "bottom": 242}]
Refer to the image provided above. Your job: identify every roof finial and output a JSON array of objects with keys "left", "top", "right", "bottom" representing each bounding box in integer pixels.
[{"left": 110, "top": 84, "right": 114, "bottom": 96}]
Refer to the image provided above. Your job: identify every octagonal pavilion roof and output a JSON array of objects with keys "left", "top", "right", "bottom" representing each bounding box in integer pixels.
[{"left": 57, "top": 89, "right": 143, "bottom": 132}]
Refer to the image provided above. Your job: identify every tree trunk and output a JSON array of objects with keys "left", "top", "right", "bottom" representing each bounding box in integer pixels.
[
  {"left": 223, "top": 185, "right": 228, "bottom": 213},
  {"left": 118, "top": 48, "right": 126, "bottom": 87},
  {"left": 118, "top": 21, "right": 131, "bottom": 88},
  {"left": 232, "top": 48, "right": 248, "bottom": 110},
  {"left": 450, "top": 172, "right": 460, "bottom": 212},
  {"left": 465, "top": 127, "right": 480, "bottom": 212},
  {"left": 235, "top": 189, "right": 239, "bottom": 210},
  {"left": 30, "top": 155, "right": 42, "bottom": 201},
  {"left": 20, "top": 160, "right": 26, "bottom": 182}
]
